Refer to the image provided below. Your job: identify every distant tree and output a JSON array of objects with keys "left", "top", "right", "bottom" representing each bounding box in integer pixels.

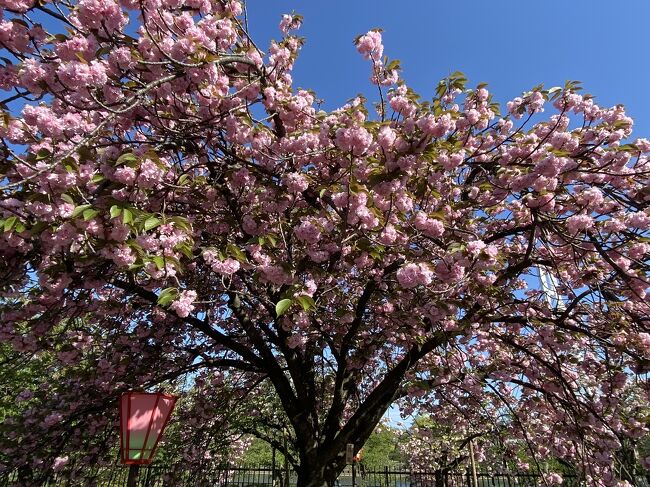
[
  {"left": 240, "top": 438, "right": 276, "bottom": 466},
  {"left": 638, "top": 434, "right": 650, "bottom": 482},
  {"left": 359, "top": 424, "right": 405, "bottom": 469},
  {"left": 0, "top": 344, "right": 254, "bottom": 483},
  {"left": 401, "top": 416, "right": 478, "bottom": 473},
  {"left": 153, "top": 370, "right": 255, "bottom": 474}
]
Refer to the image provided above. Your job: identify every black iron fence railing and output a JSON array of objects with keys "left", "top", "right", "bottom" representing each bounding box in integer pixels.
[{"left": 1, "top": 465, "right": 648, "bottom": 487}]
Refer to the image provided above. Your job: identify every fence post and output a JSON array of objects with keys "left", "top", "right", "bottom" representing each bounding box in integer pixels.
[
  {"left": 272, "top": 448, "right": 277, "bottom": 486},
  {"left": 143, "top": 466, "right": 152, "bottom": 487},
  {"left": 126, "top": 465, "right": 140, "bottom": 487},
  {"left": 384, "top": 466, "right": 389, "bottom": 487},
  {"left": 283, "top": 429, "right": 289, "bottom": 487},
  {"left": 469, "top": 439, "right": 479, "bottom": 487}
]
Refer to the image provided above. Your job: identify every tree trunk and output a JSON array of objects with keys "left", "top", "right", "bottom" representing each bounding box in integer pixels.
[
  {"left": 295, "top": 462, "right": 339, "bottom": 487},
  {"left": 435, "top": 470, "right": 444, "bottom": 487},
  {"left": 296, "top": 479, "right": 330, "bottom": 487},
  {"left": 295, "top": 471, "right": 329, "bottom": 487}
]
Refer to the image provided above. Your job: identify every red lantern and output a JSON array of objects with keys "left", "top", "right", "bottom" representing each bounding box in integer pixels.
[{"left": 119, "top": 391, "right": 177, "bottom": 465}]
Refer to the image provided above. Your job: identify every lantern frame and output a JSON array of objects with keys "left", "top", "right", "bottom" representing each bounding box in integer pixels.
[{"left": 119, "top": 391, "right": 177, "bottom": 465}]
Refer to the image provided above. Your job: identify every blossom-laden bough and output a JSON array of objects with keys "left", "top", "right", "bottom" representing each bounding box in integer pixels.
[{"left": 0, "top": 1, "right": 648, "bottom": 486}]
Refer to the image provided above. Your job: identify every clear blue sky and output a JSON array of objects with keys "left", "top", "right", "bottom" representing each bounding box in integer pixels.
[{"left": 247, "top": 0, "right": 650, "bottom": 137}]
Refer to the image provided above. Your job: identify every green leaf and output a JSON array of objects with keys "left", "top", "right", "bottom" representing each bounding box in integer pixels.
[
  {"left": 348, "top": 181, "right": 362, "bottom": 194},
  {"left": 35, "top": 148, "right": 51, "bottom": 160},
  {"left": 115, "top": 153, "right": 138, "bottom": 166},
  {"left": 428, "top": 210, "right": 446, "bottom": 219},
  {"left": 169, "top": 216, "right": 192, "bottom": 232},
  {"left": 95, "top": 46, "right": 113, "bottom": 57},
  {"left": 91, "top": 174, "right": 105, "bottom": 183},
  {"left": 126, "top": 239, "right": 143, "bottom": 253},
  {"left": 60, "top": 193, "right": 74, "bottom": 204},
  {"left": 62, "top": 157, "right": 78, "bottom": 172},
  {"left": 618, "top": 143, "right": 638, "bottom": 152},
  {"left": 133, "top": 211, "right": 149, "bottom": 225},
  {"left": 122, "top": 208, "right": 133, "bottom": 225},
  {"left": 152, "top": 255, "right": 165, "bottom": 270},
  {"left": 176, "top": 242, "right": 194, "bottom": 259},
  {"left": 3, "top": 216, "right": 17, "bottom": 232},
  {"left": 368, "top": 171, "right": 388, "bottom": 186},
  {"left": 110, "top": 205, "right": 122, "bottom": 219},
  {"left": 71, "top": 204, "right": 92, "bottom": 218},
  {"left": 74, "top": 147, "right": 93, "bottom": 164},
  {"left": 385, "top": 59, "right": 401, "bottom": 71},
  {"left": 82, "top": 208, "right": 99, "bottom": 220},
  {"left": 157, "top": 287, "right": 178, "bottom": 307},
  {"left": 144, "top": 216, "right": 161, "bottom": 231},
  {"left": 435, "top": 81, "right": 447, "bottom": 98},
  {"left": 275, "top": 299, "right": 293, "bottom": 317},
  {"left": 30, "top": 221, "right": 48, "bottom": 234},
  {"left": 369, "top": 250, "right": 383, "bottom": 260},
  {"left": 479, "top": 182, "right": 493, "bottom": 191},
  {"left": 227, "top": 243, "right": 248, "bottom": 263},
  {"left": 144, "top": 149, "right": 161, "bottom": 163},
  {"left": 448, "top": 242, "right": 466, "bottom": 253},
  {"left": 162, "top": 255, "right": 182, "bottom": 271},
  {"left": 296, "top": 295, "right": 316, "bottom": 312}
]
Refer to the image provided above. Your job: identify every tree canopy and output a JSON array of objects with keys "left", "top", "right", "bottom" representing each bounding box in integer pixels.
[{"left": 0, "top": 1, "right": 649, "bottom": 486}]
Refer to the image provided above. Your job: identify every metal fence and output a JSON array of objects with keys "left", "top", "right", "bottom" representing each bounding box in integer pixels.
[
  {"left": 342, "top": 469, "right": 582, "bottom": 487},
  {"left": 2, "top": 465, "right": 648, "bottom": 487}
]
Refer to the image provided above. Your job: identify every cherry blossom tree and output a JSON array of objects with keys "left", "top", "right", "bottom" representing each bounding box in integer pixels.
[
  {"left": 145, "top": 370, "right": 255, "bottom": 482},
  {"left": 401, "top": 411, "right": 580, "bottom": 487},
  {"left": 0, "top": 0, "right": 649, "bottom": 486},
  {"left": 401, "top": 416, "right": 488, "bottom": 484},
  {"left": 0, "top": 318, "right": 255, "bottom": 483}
]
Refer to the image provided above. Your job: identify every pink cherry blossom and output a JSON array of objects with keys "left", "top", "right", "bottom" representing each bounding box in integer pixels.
[
  {"left": 377, "top": 125, "right": 397, "bottom": 150},
  {"left": 414, "top": 212, "right": 445, "bottom": 237},
  {"left": 75, "top": 0, "right": 127, "bottom": 33},
  {"left": 294, "top": 220, "right": 321, "bottom": 244},
  {"left": 283, "top": 172, "right": 309, "bottom": 193},
  {"left": 396, "top": 263, "right": 433, "bottom": 289},
  {"left": 355, "top": 30, "right": 384, "bottom": 61},
  {"left": 52, "top": 456, "right": 69, "bottom": 472},
  {"left": 334, "top": 126, "right": 373, "bottom": 155},
  {"left": 169, "top": 290, "right": 198, "bottom": 318},
  {"left": 279, "top": 14, "right": 302, "bottom": 34},
  {"left": 203, "top": 252, "right": 241, "bottom": 275},
  {"left": 566, "top": 214, "right": 594, "bottom": 234}
]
